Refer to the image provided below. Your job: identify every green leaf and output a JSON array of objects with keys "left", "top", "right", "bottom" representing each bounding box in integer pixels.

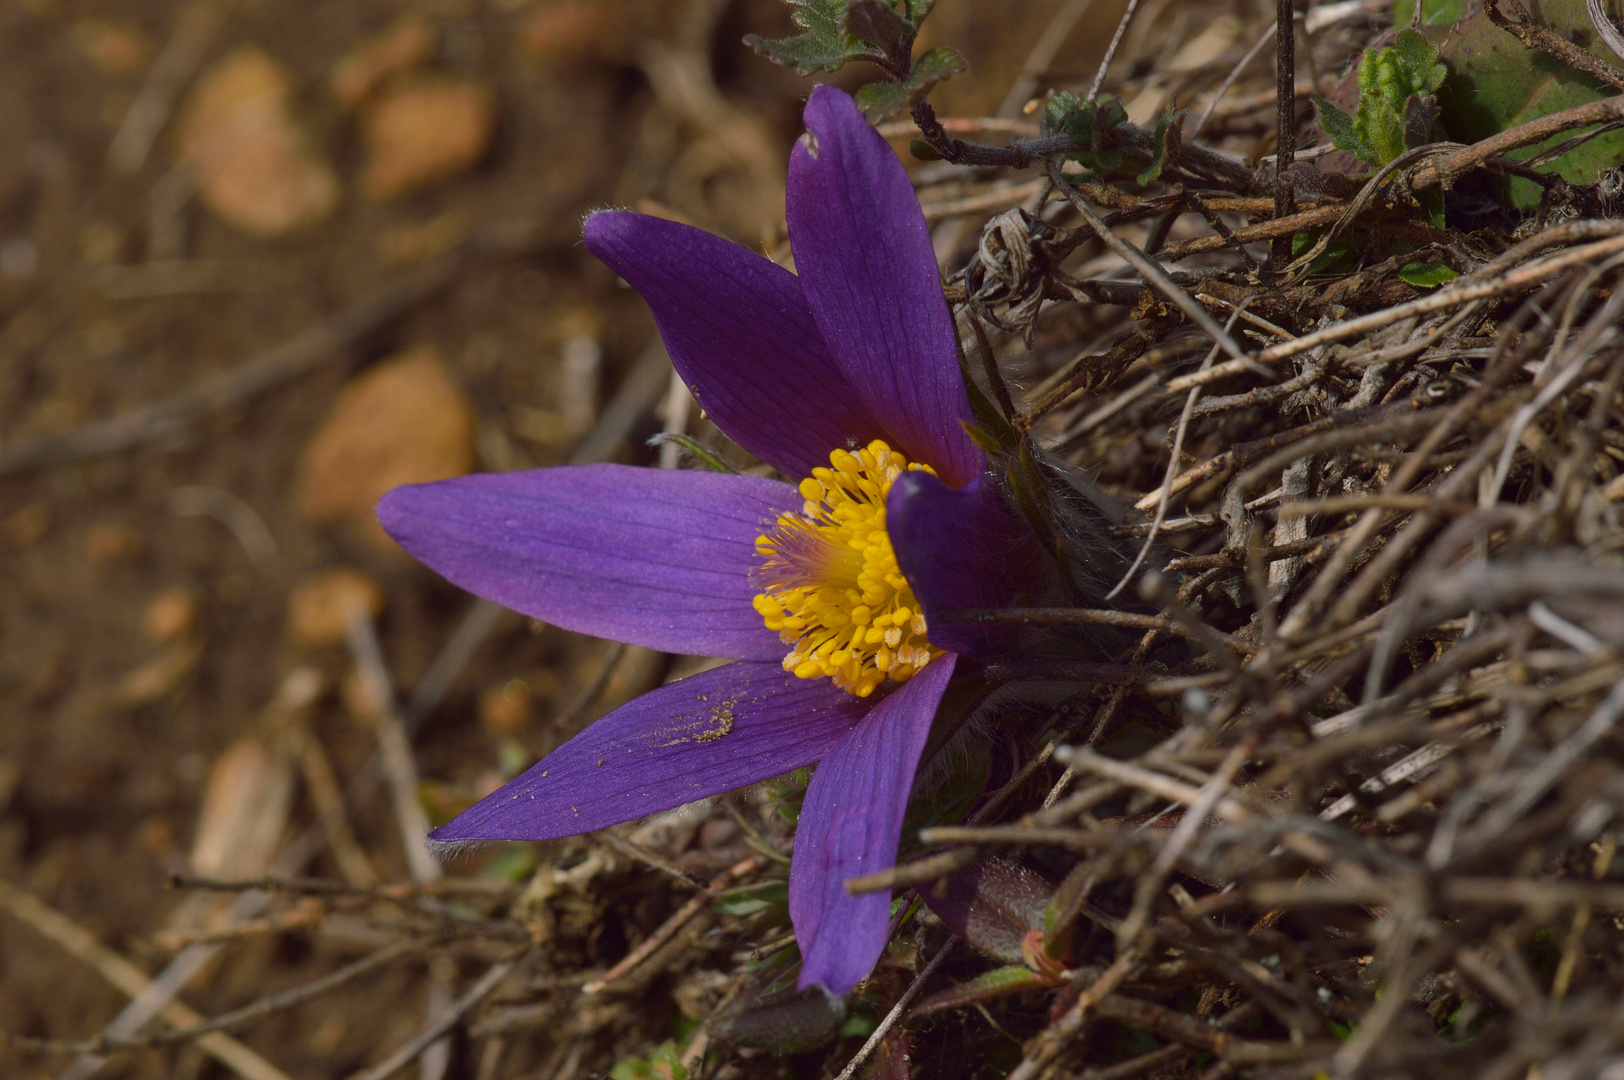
[
  {"left": 1314, "top": 95, "right": 1368, "bottom": 158},
  {"left": 744, "top": 0, "right": 882, "bottom": 75},
  {"left": 911, "top": 965, "right": 1053, "bottom": 1017},
  {"left": 1043, "top": 92, "right": 1155, "bottom": 180},
  {"left": 855, "top": 79, "right": 910, "bottom": 120},
  {"left": 1349, "top": 29, "right": 1448, "bottom": 165},
  {"left": 907, "top": 44, "right": 967, "bottom": 89},
  {"left": 1400, "top": 0, "right": 1624, "bottom": 207},
  {"left": 1137, "top": 103, "right": 1183, "bottom": 185},
  {"left": 1453, "top": 12, "right": 1624, "bottom": 194},
  {"left": 852, "top": 44, "right": 964, "bottom": 119},
  {"left": 610, "top": 1041, "right": 687, "bottom": 1080},
  {"left": 1399, "top": 261, "right": 1459, "bottom": 287},
  {"left": 838, "top": 1014, "right": 876, "bottom": 1038},
  {"left": 716, "top": 879, "right": 790, "bottom": 917}
]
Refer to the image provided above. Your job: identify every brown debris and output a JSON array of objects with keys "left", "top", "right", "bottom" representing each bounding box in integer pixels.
[
  {"left": 330, "top": 14, "right": 438, "bottom": 109},
  {"left": 298, "top": 345, "right": 475, "bottom": 546},
  {"left": 175, "top": 47, "right": 339, "bottom": 238},
  {"left": 359, "top": 75, "right": 496, "bottom": 200},
  {"left": 288, "top": 568, "right": 385, "bottom": 649}
]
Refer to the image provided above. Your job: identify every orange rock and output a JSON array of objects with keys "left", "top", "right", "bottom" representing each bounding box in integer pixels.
[
  {"left": 144, "top": 588, "right": 198, "bottom": 643},
  {"left": 360, "top": 75, "right": 496, "bottom": 200},
  {"left": 175, "top": 47, "right": 339, "bottom": 238},
  {"left": 330, "top": 15, "right": 438, "bottom": 109},
  {"left": 288, "top": 568, "right": 384, "bottom": 649},
  {"left": 298, "top": 346, "right": 475, "bottom": 547}
]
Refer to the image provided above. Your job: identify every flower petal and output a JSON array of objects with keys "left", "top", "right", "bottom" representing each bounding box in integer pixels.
[
  {"left": 789, "top": 653, "right": 958, "bottom": 993},
  {"left": 584, "top": 211, "right": 888, "bottom": 479},
  {"left": 378, "top": 465, "right": 795, "bottom": 660},
  {"left": 786, "top": 86, "right": 979, "bottom": 487},
  {"left": 887, "top": 471, "right": 1049, "bottom": 659},
  {"left": 431, "top": 661, "right": 871, "bottom": 843}
]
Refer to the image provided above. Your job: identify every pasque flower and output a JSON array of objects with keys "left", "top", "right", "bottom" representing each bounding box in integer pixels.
[{"left": 378, "top": 85, "right": 1041, "bottom": 994}]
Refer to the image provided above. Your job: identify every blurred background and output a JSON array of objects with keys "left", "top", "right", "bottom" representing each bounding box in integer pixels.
[{"left": 0, "top": 0, "right": 1335, "bottom": 1076}]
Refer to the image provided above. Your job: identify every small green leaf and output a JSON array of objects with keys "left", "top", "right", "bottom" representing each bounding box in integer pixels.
[
  {"left": 911, "top": 965, "right": 1053, "bottom": 1017},
  {"left": 1399, "top": 260, "right": 1458, "bottom": 287},
  {"left": 855, "top": 79, "right": 910, "bottom": 121},
  {"left": 906, "top": 44, "right": 967, "bottom": 89},
  {"left": 1313, "top": 95, "right": 1366, "bottom": 157},
  {"left": 839, "top": 1014, "right": 876, "bottom": 1038},
  {"left": 1356, "top": 30, "right": 1447, "bottom": 165},
  {"left": 1043, "top": 92, "right": 1154, "bottom": 180},
  {"left": 744, "top": 0, "right": 882, "bottom": 75},
  {"left": 610, "top": 1041, "right": 687, "bottom": 1080},
  {"left": 716, "top": 879, "right": 789, "bottom": 917},
  {"left": 1137, "top": 103, "right": 1183, "bottom": 185}
]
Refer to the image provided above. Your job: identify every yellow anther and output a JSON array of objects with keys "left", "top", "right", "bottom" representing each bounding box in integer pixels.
[{"left": 751, "top": 440, "right": 944, "bottom": 697}]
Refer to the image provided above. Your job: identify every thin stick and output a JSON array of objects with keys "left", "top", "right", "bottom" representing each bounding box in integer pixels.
[
  {"left": 943, "top": 607, "right": 1253, "bottom": 653},
  {"left": 1191, "top": 25, "right": 1277, "bottom": 138},
  {"left": 9, "top": 942, "right": 420, "bottom": 1055},
  {"left": 582, "top": 858, "right": 758, "bottom": 994},
  {"left": 1087, "top": 0, "right": 1144, "bottom": 103},
  {"left": 0, "top": 222, "right": 542, "bottom": 475},
  {"left": 349, "top": 960, "right": 518, "bottom": 1080},
  {"left": 1272, "top": 0, "right": 1298, "bottom": 265},
  {"left": 1046, "top": 161, "right": 1258, "bottom": 370},
  {"left": 831, "top": 940, "right": 958, "bottom": 1080},
  {"left": 1000, "top": 0, "right": 1097, "bottom": 117},
  {"left": 1107, "top": 305, "right": 1247, "bottom": 599},
  {"left": 0, "top": 879, "right": 291, "bottom": 1080},
  {"left": 345, "top": 609, "right": 449, "bottom": 1080},
  {"left": 346, "top": 610, "right": 440, "bottom": 885},
  {"left": 108, "top": 0, "right": 224, "bottom": 174},
  {"left": 1177, "top": 229, "right": 1624, "bottom": 381}
]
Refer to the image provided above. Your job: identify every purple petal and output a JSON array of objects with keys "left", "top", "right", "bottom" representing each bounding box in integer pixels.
[
  {"left": 431, "top": 662, "right": 871, "bottom": 843},
  {"left": 584, "top": 211, "right": 888, "bottom": 479},
  {"left": 378, "top": 465, "right": 795, "bottom": 660},
  {"left": 887, "top": 471, "right": 1050, "bottom": 659},
  {"left": 786, "top": 86, "right": 980, "bottom": 487},
  {"left": 789, "top": 654, "right": 958, "bottom": 993}
]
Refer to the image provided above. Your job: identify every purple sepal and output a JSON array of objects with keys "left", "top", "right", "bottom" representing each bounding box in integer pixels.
[
  {"left": 378, "top": 465, "right": 796, "bottom": 661},
  {"left": 786, "top": 86, "right": 980, "bottom": 487},
  {"left": 584, "top": 211, "right": 889, "bottom": 480},
  {"left": 887, "top": 471, "right": 1047, "bottom": 659},
  {"left": 789, "top": 654, "right": 958, "bottom": 993},
  {"left": 430, "top": 661, "right": 869, "bottom": 844}
]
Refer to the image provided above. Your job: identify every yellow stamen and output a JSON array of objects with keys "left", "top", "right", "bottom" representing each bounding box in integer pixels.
[{"left": 752, "top": 439, "right": 944, "bottom": 697}]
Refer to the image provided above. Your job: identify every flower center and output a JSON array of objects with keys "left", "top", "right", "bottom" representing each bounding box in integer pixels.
[{"left": 751, "top": 439, "right": 943, "bottom": 698}]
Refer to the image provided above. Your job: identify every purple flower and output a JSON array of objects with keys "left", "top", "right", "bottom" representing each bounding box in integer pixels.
[{"left": 378, "top": 85, "right": 1035, "bottom": 994}]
